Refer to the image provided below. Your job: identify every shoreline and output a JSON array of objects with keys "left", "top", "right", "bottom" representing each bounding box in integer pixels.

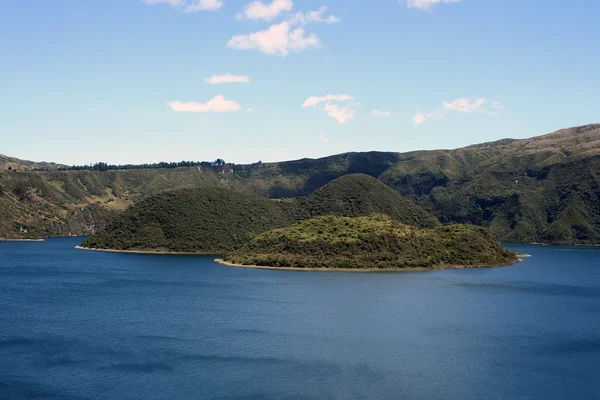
[
  {"left": 214, "top": 257, "right": 526, "bottom": 273},
  {"left": 75, "top": 246, "right": 216, "bottom": 256},
  {"left": 75, "top": 245, "right": 530, "bottom": 271},
  {"left": 0, "top": 238, "right": 44, "bottom": 242}
]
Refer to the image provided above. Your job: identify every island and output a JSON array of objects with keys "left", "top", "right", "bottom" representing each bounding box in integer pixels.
[
  {"left": 79, "top": 174, "right": 438, "bottom": 254},
  {"left": 218, "top": 214, "right": 520, "bottom": 271}
]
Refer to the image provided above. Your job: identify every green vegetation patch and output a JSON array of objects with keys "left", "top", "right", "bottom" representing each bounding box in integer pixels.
[
  {"left": 80, "top": 174, "right": 439, "bottom": 253},
  {"left": 81, "top": 187, "right": 297, "bottom": 253},
  {"left": 224, "top": 215, "right": 518, "bottom": 270},
  {"left": 292, "top": 174, "right": 439, "bottom": 228}
]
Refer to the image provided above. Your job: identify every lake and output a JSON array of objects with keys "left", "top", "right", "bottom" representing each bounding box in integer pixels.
[{"left": 1, "top": 237, "right": 599, "bottom": 399}]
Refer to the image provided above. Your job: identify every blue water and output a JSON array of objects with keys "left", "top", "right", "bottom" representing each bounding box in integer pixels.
[{"left": 1, "top": 238, "right": 599, "bottom": 399}]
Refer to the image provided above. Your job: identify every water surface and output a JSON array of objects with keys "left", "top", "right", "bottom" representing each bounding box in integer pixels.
[{"left": 1, "top": 238, "right": 599, "bottom": 399}]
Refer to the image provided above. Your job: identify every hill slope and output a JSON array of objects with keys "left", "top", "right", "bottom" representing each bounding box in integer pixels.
[
  {"left": 0, "top": 154, "right": 67, "bottom": 172},
  {"left": 80, "top": 188, "right": 297, "bottom": 253},
  {"left": 2, "top": 124, "right": 599, "bottom": 244},
  {"left": 292, "top": 174, "right": 439, "bottom": 228},
  {"left": 81, "top": 174, "right": 437, "bottom": 253},
  {"left": 0, "top": 152, "right": 399, "bottom": 239},
  {"left": 379, "top": 124, "right": 600, "bottom": 244},
  {"left": 223, "top": 215, "right": 518, "bottom": 270}
]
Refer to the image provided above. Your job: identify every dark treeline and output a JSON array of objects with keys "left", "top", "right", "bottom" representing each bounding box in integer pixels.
[{"left": 53, "top": 159, "right": 228, "bottom": 172}]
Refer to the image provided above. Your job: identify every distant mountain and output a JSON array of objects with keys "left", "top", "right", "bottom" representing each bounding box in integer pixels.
[
  {"left": 81, "top": 174, "right": 438, "bottom": 253},
  {"left": 0, "top": 154, "right": 67, "bottom": 171},
  {"left": 1, "top": 124, "right": 599, "bottom": 245},
  {"left": 379, "top": 124, "right": 600, "bottom": 244},
  {"left": 223, "top": 214, "right": 518, "bottom": 270}
]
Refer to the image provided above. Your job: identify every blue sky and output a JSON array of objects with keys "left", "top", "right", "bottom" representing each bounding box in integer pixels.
[{"left": 1, "top": 0, "right": 599, "bottom": 165}]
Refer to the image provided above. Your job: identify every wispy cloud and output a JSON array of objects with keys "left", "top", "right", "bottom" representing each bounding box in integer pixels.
[
  {"left": 236, "top": 0, "right": 293, "bottom": 21},
  {"left": 227, "top": 21, "right": 320, "bottom": 56},
  {"left": 414, "top": 98, "right": 503, "bottom": 125},
  {"left": 404, "top": 0, "right": 462, "bottom": 11},
  {"left": 141, "top": 0, "right": 222, "bottom": 12},
  {"left": 142, "top": 0, "right": 185, "bottom": 7},
  {"left": 289, "top": 6, "right": 340, "bottom": 25},
  {"left": 413, "top": 109, "right": 444, "bottom": 125},
  {"left": 490, "top": 101, "right": 505, "bottom": 110},
  {"left": 204, "top": 74, "right": 251, "bottom": 84},
  {"left": 372, "top": 109, "right": 392, "bottom": 117},
  {"left": 443, "top": 98, "right": 486, "bottom": 113},
  {"left": 302, "top": 94, "right": 357, "bottom": 124},
  {"left": 323, "top": 104, "right": 356, "bottom": 124},
  {"left": 302, "top": 94, "right": 354, "bottom": 108},
  {"left": 168, "top": 95, "right": 242, "bottom": 113},
  {"left": 185, "top": 0, "right": 223, "bottom": 12},
  {"left": 320, "top": 132, "right": 330, "bottom": 142}
]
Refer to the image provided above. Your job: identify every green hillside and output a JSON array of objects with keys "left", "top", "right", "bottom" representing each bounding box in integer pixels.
[
  {"left": 81, "top": 174, "right": 437, "bottom": 253},
  {"left": 380, "top": 124, "right": 600, "bottom": 245},
  {"left": 0, "top": 154, "right": 67, "bottom": 172},
  {"left": 223, "top": 215, "right": 518, "bottom": 270},
  {"left": 80, "top": 187, "right": 297, "bottom": 253},
  {"left": 0, "top": 153, "right": 398, "bottom": 239},
  {"left": 2, "top": 124, "right": 600, "bottom": 245},
  {"left": 292, "top": 174, "right": 438, "bottom": 228}
]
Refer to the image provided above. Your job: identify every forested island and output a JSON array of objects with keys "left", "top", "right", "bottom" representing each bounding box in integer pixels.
[
  {"left": 80, "top": 174, "right": 438, "bottom": 253},
  {"left": 2, "top": 124, "right": 600, "bottom": 250},
  {"left": 219, "top": 215, "right": 519, "bottom": 271},
  {"left": 77, "top": 174, "right": 519, "bottom": 271}
]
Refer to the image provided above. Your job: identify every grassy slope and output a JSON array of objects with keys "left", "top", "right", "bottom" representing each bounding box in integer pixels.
[
  {"left": 224, "top": 215, "right": 518, "bottom": 269},
  {"left": 379, "top": 124, "right": 600, "bottom": 244},
  {"left": 0, "top": 154, "right": 67, "bottom": 171},
  {"left": 81, "top": 187, "right": 297, "bottom": 253},
  {"left": 290, "top": 174, "right": 439, "bottom": 228},
  {"left": 2, "top": 124, "right": 599, "bottom": 244},
  {"left": 81, "top": 174, "right": 438, "bottom": 252},
  {"left": 0, "top": 153, "right": 399, "bottom": 239}
]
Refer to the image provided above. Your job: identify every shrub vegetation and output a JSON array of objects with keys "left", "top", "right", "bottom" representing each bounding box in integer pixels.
[{"left": 224, "top": 215, "right": 518, "bottom": 269}]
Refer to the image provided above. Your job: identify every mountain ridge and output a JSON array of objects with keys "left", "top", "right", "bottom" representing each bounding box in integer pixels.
[
  {"left": 1, "top": 123, "right": 599, "bottom": 244},
  {"left": 0, "top": 154, "right": 68, "bottom": 172},
  {"left": 5, "top": 123, "right": 599, "bottom": 170}
]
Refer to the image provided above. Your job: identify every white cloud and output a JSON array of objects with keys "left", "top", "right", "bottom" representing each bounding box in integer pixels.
[
  {"left": 289, "top": 6, "right": 340, "bottom": 25},
  {"left": 204, "top": 74, "right": 250, "bottom": 84},
  {"left": 185, "top": 0, "right": 223, "bottom": 12},
  {"left": 443, "top": 98, "right": 486, "bottom": 113},
  {"left": 404, "top": 0, "right": 462, "bottom": 11},
  {"left": 237, "top": 0, "right": 293, "bottom": 21},
  {"left": 413, "top": 112, "right": 426, "bottom": 125},
  {"left": 320, "top": 132, "right": 330, "bottom": 142},
  {"left": 227, "top": 21, "right": 320, "bottom": 56},
  {"left": 414, "top": 97, "right": 503, "bottom": 125},
  {"left": 168, "top": 95, "right": 242, "bottom": 113},
  {"left": 302, "top": 94, "right": 357, "bottom": 124},
  {"left": 372, "top": 109, "right": 392, "bottom": 117},
  {"left": 142, "top": 0, "right": 185, "bottom": 6},
  {"left": 413, "top": 109, "right": 444, "bottom": 125},
  {"left": 324, "top": 103, "right": 356, "bottom": 124},
  {"left": 302, "top": 94, "right": 354, "bottom": 108},
  {"left": 141, "top": 0, "right": 222, "bottom": 12}
]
